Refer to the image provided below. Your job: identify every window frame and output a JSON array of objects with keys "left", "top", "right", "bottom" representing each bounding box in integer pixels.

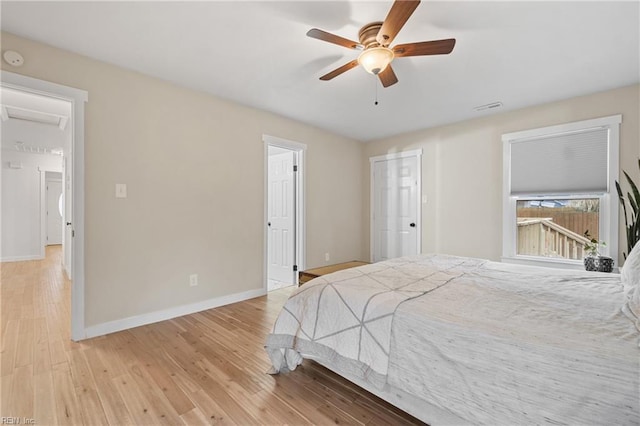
[{"left": 502, "top": 115, "right": 621, "bottom": 270}]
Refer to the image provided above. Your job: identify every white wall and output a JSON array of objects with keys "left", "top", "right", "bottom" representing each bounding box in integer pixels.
[
  {"left": 363, "top": 84, "right": 640, "bottom": 266},
  {"left": 0, "top": 31, "right": 365, "bottom": 332},
  {"left": 1, "top": 150, "right": 63, "bottom": 261}
]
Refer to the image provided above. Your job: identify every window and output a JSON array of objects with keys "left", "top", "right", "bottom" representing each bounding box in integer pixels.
[
  {"left": 502, "top": 115, "right": 621, "bottom": 269},
  {"left": 516, "top": 197, "right": 599, "bottom": 260}
]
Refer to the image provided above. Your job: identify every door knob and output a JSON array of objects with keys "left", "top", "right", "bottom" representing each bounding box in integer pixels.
[{"left": 409, "top": 223, "right": 416, "bottom": 228}]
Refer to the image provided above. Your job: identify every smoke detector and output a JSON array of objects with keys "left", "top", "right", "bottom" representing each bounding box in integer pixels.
[{"left": 3, "top": 50, "right": 24, "bottom": 67}]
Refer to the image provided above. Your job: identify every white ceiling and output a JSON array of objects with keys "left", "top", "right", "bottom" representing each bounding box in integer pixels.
[
  {"left": 1, "top": 87, "right": 71, "bottom": 151},
  {"left": 2, "top": 1, "right": 638, "bottom": 142}
]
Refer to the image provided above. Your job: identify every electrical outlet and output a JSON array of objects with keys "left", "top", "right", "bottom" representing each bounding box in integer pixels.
[
  {"left": 325, "top": 253, "right": 330, "bottom": 262},
  {"left": 189, "top": 274, "right": 198, "bottom": 287}
]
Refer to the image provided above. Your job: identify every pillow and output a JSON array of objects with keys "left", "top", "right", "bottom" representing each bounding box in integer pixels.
[
  {"left": 621, "top": 242, "right": 640, "bottom": 334},
  {"left": 621, "top": 241, "right": 640, "bottom": 288}
]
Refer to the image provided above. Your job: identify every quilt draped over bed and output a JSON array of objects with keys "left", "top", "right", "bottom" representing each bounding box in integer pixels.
[{"left": 265, "top": 254, "right": 640, "bottom": 425}]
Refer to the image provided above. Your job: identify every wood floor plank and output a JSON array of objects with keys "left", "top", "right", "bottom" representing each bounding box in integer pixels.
[
  {"left": 122, "top": 333, "right": 195, "bottom": 416},
  {"left": 1, "top": 245, "right": 424, "bottom": 425},
  {"left": 181, "top": 389, "right": 235, "bottom": 426},
  {"left": 33, "top": 317, "right": 53, "bottom": 375},
  {"left": 9, "top": 365, "right": 34, "bottom": 419},
  {"left": 95, "top": 377, "right": 134, "bottom": 426},
  {"left": 126, "top": 363, "right": 183, "bottom": 426},
  {"left": 165, "top": 359, "right": 202, "bottom": 395},
  {"left": 82, "top": 347, "right": 111, "bottom": 384},
  {"left": 33, "top": 339, "right": 52, "bottom": 376},
  {"left": 113, "top": 373, "right": 163, "bottom": 425},
  {"left": 0, "top": 374, "right": 11, "bottom": 414},
  {"left": 53, "top": 370, "right": 84, "bottom": 425},
  {"left": 220, "top": 384, "right": 290, "bottom": 425},
  {"left": 34, "top": 371, "right": 57, "bottom": 425},
  {"left": 181, "top": 366, "right": 258, "bottom": 425},
  {"left": 75, "top": 385, "right": 109, "bottom": 425},
  {"left": 233, "top": 386, "right": 312, "bottom": 425},
  {"left": 270, "top": 368, "right": 356, "bottom": 425},
  {"left": 179, "top": 406, "right": 213, "bottom": 426},
  {"left": 94, "top": 338, "right": 131, "bottom": 380},
  {"left": 1, "top": 319, "right": 19, "bottom": 376},
  {"left": 48, "top": 336, "right": 68, "bottom": 366}
]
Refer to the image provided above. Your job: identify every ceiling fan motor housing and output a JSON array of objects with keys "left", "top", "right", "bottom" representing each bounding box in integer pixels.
[{"left": 359, "top": 22, "right": 384, "bottom": 48}]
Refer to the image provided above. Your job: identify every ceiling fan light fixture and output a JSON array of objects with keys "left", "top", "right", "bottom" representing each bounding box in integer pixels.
[
  {"left": 307, "top": 0, "right": 456, "bottom": 87},
  {"left": 358, "top": 47, "right": 394, "bottom": 75}
]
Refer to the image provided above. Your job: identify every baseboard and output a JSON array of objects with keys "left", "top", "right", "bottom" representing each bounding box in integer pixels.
[
  {"left": 84, "top": 287, "right": 267, "bottom": 339},
  {"left": 0, "top": 254, "right": 44, "bottom": 262}
]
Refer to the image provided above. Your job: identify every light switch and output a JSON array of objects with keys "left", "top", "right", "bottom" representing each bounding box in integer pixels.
[
  {"left": 115, "top": 184, "right": 127, "bottom": 198},
  {"left": 422, "top": 195, "right": 428, "bottom": 204}
]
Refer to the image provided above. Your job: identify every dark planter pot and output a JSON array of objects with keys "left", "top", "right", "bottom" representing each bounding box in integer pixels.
[
  {"left": 596, "top": 256, "right": 614, "bottom": 273},
  {"left": 584, "top": 255, "right": 614, "bottom": 273},
  {"left": 584, "top": 256, "right": 597, "bottom": 271}
]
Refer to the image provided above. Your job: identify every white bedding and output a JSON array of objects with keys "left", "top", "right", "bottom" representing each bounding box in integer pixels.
[{"left": 265, "top": 254, "right": 640, "bottom": 425}]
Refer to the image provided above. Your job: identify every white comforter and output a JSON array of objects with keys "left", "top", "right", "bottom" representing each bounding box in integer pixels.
[{"left": 265, "top": 254, "right": 639, "bottom": 425}]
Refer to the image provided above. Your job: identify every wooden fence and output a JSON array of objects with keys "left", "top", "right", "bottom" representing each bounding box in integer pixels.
[{"left": 517, "top": 207, "right": 599, "bottom": 240}]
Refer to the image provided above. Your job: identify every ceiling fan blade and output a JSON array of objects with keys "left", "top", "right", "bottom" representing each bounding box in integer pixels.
[
  {"left": 393, "top": 39, "right": 456, "bottom": 57},
  {"left": 307, "top": 28, "right": 362, "bottom": 50},
  {"left": 376, "top": 0, "right": 421, "bottom": 46},
  {"left": 378, "top": 65, "right": 398, "bottom": 88},
  {"left": 319, "top": 60, "right": 359, "bottom": 81}
]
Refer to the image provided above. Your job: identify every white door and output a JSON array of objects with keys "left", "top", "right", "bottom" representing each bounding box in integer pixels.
[
  {"left": 372, "top": 154, "right": 420, "bottom": 262},
  {"left": 46, "top": 180, "right": 63, "bottom": 245},
  {"left": 268, "top": 150, "right": 296, "bottom": 287},
  {"left": 63, "top": 146, "right": 73, "bottom": 277}
]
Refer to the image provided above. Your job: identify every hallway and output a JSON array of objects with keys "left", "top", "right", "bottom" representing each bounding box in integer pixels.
[{"left": 1, "top": 245, "right": 73, "bottom": 423}]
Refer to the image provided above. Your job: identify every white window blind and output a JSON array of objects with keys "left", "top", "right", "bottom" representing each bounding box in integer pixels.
[{"left": 510, "top": 128, "right": 609, "bottom": 195}]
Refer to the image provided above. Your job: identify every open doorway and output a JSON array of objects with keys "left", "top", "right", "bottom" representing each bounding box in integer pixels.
[
  {"left": 1, "top": 71, "right": 87, "bottom": 341},
  {"left": 1, "top": 86, "right": 69, "bottom": 262},
  {"left": 264, "top": 135, "right": 306, "bottom": 291}
]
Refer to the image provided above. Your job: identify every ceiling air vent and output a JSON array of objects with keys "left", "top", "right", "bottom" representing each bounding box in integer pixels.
[{"left": 474, "top": 102, "right": 503, "bottom": 112}]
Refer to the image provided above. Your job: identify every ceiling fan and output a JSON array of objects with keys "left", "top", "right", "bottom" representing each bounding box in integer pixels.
[{"left": 306, "top": 0, "right": 456, "bottom": 88}]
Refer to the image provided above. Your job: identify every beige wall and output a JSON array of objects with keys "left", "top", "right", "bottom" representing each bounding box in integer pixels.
[
  {"left": 364, "top": 84, "right": 640, "bottom": 264},
  {"left": 1, "top": 32, "right": 365, "bottom": 328},
  {"left": 3, "top": 30, "right": 638, "bottom": 332}
]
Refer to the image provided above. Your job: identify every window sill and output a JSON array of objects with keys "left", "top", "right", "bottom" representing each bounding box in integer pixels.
[{"left": 502, "top": 255, "right": 592, "bottom": 271}]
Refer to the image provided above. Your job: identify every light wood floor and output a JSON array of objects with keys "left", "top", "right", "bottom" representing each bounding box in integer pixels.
[{"left": 1, "top": 246, "right": 424, "bottom": 425}]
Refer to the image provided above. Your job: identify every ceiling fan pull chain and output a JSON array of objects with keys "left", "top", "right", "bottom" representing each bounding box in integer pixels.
[{"left": 374, "top": 78, "right": 379, "bottom": 106}]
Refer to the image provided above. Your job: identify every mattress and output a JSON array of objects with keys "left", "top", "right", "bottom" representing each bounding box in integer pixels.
[{"left": 265, "top": 254, "right": 639, "bottom": 425}]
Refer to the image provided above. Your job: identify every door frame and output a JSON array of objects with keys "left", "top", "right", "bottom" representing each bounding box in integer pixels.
[
  {"left": 370, "top": 149, "right": 422, "bottom": 262},
  {"left": 263, "top": 134, "right": 306, "bottom": 289},
  {"left": 2, "top": 70, "right": 88, "bottom": 341}
]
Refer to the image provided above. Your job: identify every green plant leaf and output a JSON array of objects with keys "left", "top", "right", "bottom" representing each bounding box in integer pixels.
[
  {"left": 628, "top": 191, "right": 639, "bottom": 215},
  {"left": 616, "top": 180, "right": 624, "bottom": 198},
  {"left": 622, "top": 170, "right": 640, "bottom": 206},
  {"left": 616, "top": 159, "right": 640, "bottom": 256},
  {"left": 616, "top": 180, "right": 629, "bottom": 227}
]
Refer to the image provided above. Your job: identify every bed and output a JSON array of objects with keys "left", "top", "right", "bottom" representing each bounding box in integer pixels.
[{"left": 265, "top": 250, "right": 640, "bottom": 425}]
